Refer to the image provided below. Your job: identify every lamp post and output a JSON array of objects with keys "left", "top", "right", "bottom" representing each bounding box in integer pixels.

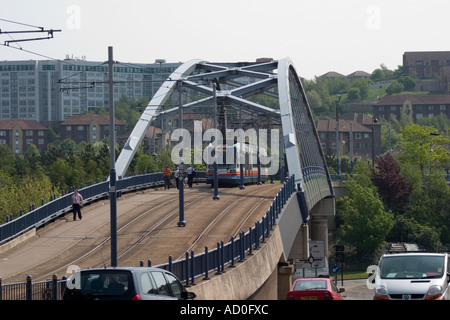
[
  {"left": 428, "top": 132, "right": 440, "bottom": 174},
  {"left": 177, "top": 81, "right": 186, "bottom": 227},
  {"left": 335, "top": 95, "right": 341, "bottom": 176},
  {"left": 108, "top": 46, "right": 117, "bottom": 267},
  {"left": 371, "top": 117, "right": 378, "bottom": 168}
]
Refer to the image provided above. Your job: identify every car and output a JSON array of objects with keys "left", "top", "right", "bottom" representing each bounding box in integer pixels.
[
  {"left": 286, "top": 278, "right": 345, "bottom": 300},
  {"left": 62, "top": 267, "right": 196, "bottom": 300},
  {"left": 374, "top": 252, "right": 450, "bottom": 300}
]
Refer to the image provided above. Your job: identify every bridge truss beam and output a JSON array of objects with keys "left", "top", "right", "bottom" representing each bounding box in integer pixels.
[{"left": 115, "top": 58, "right": 333, "bottom": 213}]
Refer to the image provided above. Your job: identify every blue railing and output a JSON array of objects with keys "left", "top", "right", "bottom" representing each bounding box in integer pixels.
[
  {"left": 0, "top": 173, "right": 295, "bottom": 300},
  {"left": 0, "top": 172, "right": 205, "bottom": 245}
]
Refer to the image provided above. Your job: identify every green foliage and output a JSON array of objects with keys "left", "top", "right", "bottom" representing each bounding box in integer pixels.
[{"left": 337, "top": 179, "right": 394, "bottom": 255}]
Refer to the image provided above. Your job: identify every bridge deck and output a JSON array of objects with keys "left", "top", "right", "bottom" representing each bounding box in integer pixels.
[{"left": 0, "top": 183, "right": 282, "bottom": 284}]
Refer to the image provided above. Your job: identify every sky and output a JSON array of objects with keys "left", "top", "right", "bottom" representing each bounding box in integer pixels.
[{"left": 1, "top": 0, "right": 450, "bottom": 80}]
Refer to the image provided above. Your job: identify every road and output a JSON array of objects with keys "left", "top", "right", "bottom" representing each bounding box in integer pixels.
[{"left": 340, "top": 278, "right": 374, "bottom": 300}]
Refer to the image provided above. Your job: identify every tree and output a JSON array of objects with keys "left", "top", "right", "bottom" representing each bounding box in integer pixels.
[
  {"left": 350, "top": 79, "right": 369, "bottom": 100},
  {"left": 371, "top": 155, "right": 412, "bottom": 214},
  {"left": 347, "top": 88, "right": 360, "bottom": 101},
  {"left": 397, "top": 76, "right": 416, "bottom": 91},
  {"left": 337, "top": 178, "right": 394, "bottom": 255},
  {"left": 398, "top": 124, "right": 449, "bottom": 174},
  {"left": 371, "top": 68, "right": 385, "bottom": 82},
  {"left": 0, "top": 145, "right": 15, "bottom": 175},
  {"left": 386, "top": 80, "right": 404, "bottom": 95}
]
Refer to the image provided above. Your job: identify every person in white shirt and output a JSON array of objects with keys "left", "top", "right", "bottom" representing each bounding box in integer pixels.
[
  {"left": 186, "top": 165, "right": 195, "bottom": 188},
  {"left": 72, "top": 189, "right": 83, "bottom": 221}
]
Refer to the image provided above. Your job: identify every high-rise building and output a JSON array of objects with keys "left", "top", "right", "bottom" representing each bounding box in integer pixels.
[{"left": 0, "top": 58, "right": 181, "bottom": 123}]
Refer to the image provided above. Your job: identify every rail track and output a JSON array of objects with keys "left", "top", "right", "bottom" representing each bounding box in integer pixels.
[{"left": 2, "top": 183, "right": 281, "bottom": 283}]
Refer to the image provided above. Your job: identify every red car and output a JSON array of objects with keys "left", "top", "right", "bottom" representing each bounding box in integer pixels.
[{"left": 286, "top": 278, "right": 345, "bottom": 300}]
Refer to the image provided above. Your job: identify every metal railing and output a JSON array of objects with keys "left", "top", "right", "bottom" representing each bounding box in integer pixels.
[
  {"left": 0, "top": 173, "right": 295, "bottom": 300},
  {"left": 0, "top": 172, "right": 205, "bottom": 245}
]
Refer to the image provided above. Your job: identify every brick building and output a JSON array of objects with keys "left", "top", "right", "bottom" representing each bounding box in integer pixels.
[
  {"left": 0, "top": 119, "right": 48, "bottom": 154},
  {"left": 373, "top": 94, "right": 450, "bottom": 122},
  {"left": 316, "top": 113, "right": 381, "bottom": 161},
  {"left": 60, "top": 114, "right": 125, "bottom": 144}
]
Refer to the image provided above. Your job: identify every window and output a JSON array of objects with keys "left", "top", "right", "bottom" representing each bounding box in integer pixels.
[
  {"left": 440, "top": 105, "right": 447, "bottom": 111},
  {"left": 165, "top": 273, "right": 183, "bottom": 298},
  {"left": 149, "top": 271, "right": 170, "bottom": 296},
  {"left": 355, "top": 133, "right": 361, "bottom": 139},
  {"left": 140, "top": 273, "right": 158, "bottom": 295}
]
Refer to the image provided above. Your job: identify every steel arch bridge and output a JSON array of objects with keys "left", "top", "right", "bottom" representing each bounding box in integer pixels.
[{"left": 115, "top": 57, "right": 333, "bottom": 217}]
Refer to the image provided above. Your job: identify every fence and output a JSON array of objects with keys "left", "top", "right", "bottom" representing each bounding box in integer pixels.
[{"left": 0, "top": 173, "right": 295, "bottom": 300}]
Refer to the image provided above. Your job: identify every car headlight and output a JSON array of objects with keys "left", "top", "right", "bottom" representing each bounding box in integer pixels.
[
  {"left": 375, "top": 285, "right": 388, "bottom": 300},
  {"left": 426, "top": 285, "right": 442, "bottom": 300}
]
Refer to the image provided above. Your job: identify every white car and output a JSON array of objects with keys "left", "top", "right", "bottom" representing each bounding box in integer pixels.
[{"left": 374, "top": 252, "right": 450, "bottom": 300}]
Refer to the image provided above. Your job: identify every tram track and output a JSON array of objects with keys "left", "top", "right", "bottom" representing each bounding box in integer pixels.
[
  {"left": 174, "top": 183, "right": 279, "bottom": 260},
  {"left": 2, "top": 183, "right": 281, "bottom": 283},
  {"left": 32, "top": 189, "right": 213, "bottom": 281}
]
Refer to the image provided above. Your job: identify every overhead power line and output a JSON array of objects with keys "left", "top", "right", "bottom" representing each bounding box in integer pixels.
[{"left": 0, "top": 18, "right": 61, "bottom": 46}]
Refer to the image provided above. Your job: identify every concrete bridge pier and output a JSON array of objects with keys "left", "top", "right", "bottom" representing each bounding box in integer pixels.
[{"left": 309, "top": 195, "right": 336, "bottom": 257}]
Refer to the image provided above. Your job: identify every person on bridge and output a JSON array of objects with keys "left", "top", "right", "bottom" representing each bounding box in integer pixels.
[
  {"left": 163, "top": 165, "right": 172, "bottom": 189},
  {"left": 72, "top": 189, "right": 83, "bottom": 221},
  {"left": 186, "top": 165, "right": 195, "bottom": 188}
]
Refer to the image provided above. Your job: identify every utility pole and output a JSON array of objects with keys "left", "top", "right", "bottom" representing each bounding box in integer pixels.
[
  {"left": 177, "top": 81, "right": 186, "bottom": 227},
  {"left": 108, "top": 46, "right": 117, "bottom": 267},
  {"left": 212, "top": 82, "right": 220, "bottom": 200}
]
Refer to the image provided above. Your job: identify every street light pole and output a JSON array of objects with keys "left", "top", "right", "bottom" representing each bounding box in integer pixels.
[
  {"left": 108, "top": 46, "right": 117, "bottom": 267},
  {"left": 177, "top": 81, "right": 186, "bottom": 227},
  {"left": 335, "top": 95, "right": 341, "bottom": 176}
]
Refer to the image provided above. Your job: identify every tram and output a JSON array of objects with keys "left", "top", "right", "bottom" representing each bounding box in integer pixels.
[{"left": 205, "top": 142, "right": 269, "bottom": 186}]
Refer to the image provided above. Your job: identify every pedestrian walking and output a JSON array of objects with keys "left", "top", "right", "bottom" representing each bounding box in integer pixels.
[
  {"left": 186, "top": 165, "right": 195, "bottom": 188},
  {"left": 72, "top": 189, "right": 83, "bottom": 221},
  {"left": 163, "top": 165, "right": 172, "bottom": 189}
]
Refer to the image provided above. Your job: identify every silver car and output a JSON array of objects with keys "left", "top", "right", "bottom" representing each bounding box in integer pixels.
[
  {"left": 62, "top": 267, "right": 196, "bottom": 300},
  {"left": 374, "top": 252, "right": 450, "bottom": 300}
]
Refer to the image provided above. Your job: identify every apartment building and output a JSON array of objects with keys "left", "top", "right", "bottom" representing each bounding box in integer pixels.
[
  {"left": 0, "top": 59, "right": 181, "bottom": 122},
  {"left": 403, "top": 51, "right": 450, "bottom": 80},
  {"left": 60, "top": 114, "right": 125, "bottom": 144},
  {"left": 0, "top": 119, "right": 48, "bottom": 154},
  {"left": 373, "top": 94, "right": 450, "bottom": 122},
  {"left": 316, "top": 113, "right": 381, "bottom": 161}
]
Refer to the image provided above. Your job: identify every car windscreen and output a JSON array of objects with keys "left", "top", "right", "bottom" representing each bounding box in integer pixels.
[
  {"left": 293, "top": 280, "right": 328, "bottom": 291},
  {"left": 380, "top": 255, "right": 445, "bottom": 279},
  {"left": 79, "top": 270, "right": 134, "bottom": 298}
]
